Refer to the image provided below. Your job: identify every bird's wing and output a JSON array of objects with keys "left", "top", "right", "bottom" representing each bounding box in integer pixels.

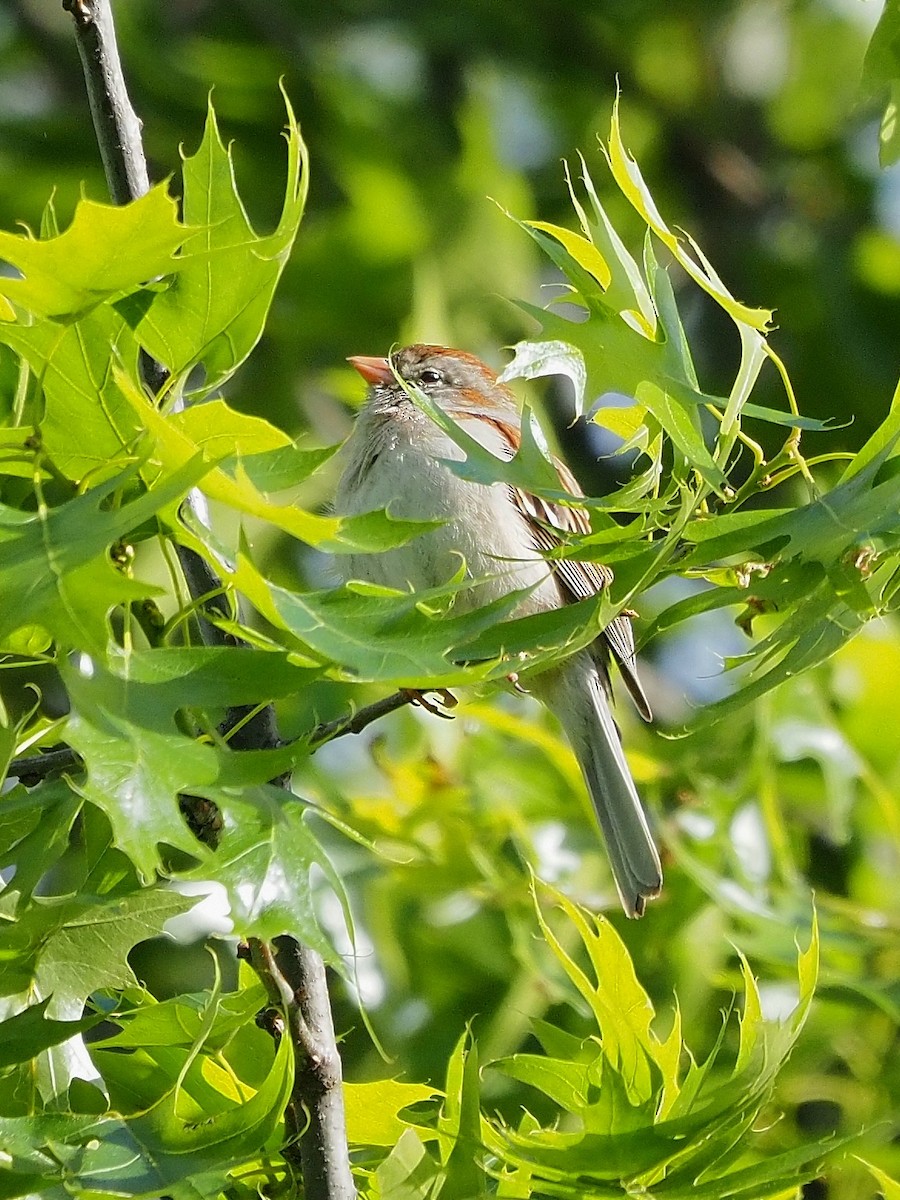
[
  {"left": 446, "top": 408, "right": 652, "bottom": 721},
  {"left": 510, "top": 456, "right": 652, "bottom": 722}
]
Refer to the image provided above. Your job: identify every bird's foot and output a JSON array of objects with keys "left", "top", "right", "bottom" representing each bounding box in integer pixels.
[{"left": 401, "top": 688, "right": 458, "bottom": 718}]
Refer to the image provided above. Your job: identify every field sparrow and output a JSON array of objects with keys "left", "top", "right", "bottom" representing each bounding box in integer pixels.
[{"left": 334, "top": 344, "right": 662, "bottom": 917}]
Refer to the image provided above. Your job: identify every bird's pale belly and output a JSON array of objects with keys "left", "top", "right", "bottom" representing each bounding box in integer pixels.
[{"left": 334, "top": 418, "right": 558, "bottom": 615}]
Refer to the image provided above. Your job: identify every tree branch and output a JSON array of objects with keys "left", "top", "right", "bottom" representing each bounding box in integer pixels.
[
  {"left": 308, "top": 689, "right": 417, "bottom": 747},
  {"left": 5, "top": 687, "right": 421, "bottom": 782},
  {"left": 6, "top": 747, "right": 81, "bottom": 785},
  {"left": 62, "top": 0, "right": 149, "bottom": 205},
  {"left": 62, "top": 4, "right": 356, "bottom": 1196},
  {"left": 246, "top": 938, "right": 356, "bottom": 1200}
]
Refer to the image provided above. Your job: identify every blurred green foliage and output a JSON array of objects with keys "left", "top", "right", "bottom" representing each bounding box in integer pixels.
[{"left": 1, "top": 2, "right": 900, "bottom": 1198}]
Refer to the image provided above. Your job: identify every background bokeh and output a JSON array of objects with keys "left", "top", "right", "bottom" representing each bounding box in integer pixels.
[
  {"left": 3, "top": 0, "right": 896, "bottom": 446},
  {"left": 3, "top": 2, "right": 899, "bottom": 1195}
]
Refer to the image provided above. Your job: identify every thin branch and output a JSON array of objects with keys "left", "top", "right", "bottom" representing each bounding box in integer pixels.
[
  {"left": 245, "top": 939, "right": 355, "bottom": 1200},
  {"left": 308, "top": 689, "right": 417, "bottom": 747},
  {"left": 6, "top": 747, "right": 81, "bottom": 784},
  {"left": 62, "top": 0, "right": 150, "bottom": 205},
  {"left": 62, "top": 4, "right": 356, "bottom": 1197},
  {"left": 5, "top": 688, "right": 422, "bottom": 782}
]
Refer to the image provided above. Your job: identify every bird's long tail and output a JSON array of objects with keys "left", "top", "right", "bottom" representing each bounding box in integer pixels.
[{"left": 538, "top": 654, "right": 662, "bottom": 917}]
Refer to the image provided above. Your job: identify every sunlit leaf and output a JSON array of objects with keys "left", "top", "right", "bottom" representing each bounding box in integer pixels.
[
  {"left": 344, "top": 1079, "right": 440, "bottom": 1147},
  {"left": 858, "top": 1159, "right": 900, "bottom": 1200},
  {"left": 118, "top": 91, "right": 307, "bottom": 393},
  {"left": 498, "top": 339, "right": 588, "bottom": 414},
  {"left": 117, "top": 367, "right": 430, "bottom": 552},
  {"left": 487, "top": 888, "right": 826, "bottom": 1196},
  {"left": 523, "top": 221, "right": 612, "bottom": 289},
  {"left": 0, "top": 457, "right": 206, "bottom": 654},
  {"left": 370, "top": 1128, "right": 441, "bottom": 1200},
  {"left": 0, "top": 187, "right": 186, "bottom": 320},
  {"left": 0, "top": 307, "right": 143, "bottom": 479}
]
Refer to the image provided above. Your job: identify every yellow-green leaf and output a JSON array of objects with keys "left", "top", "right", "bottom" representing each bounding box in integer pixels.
[
  {"left": 344, "top": 1079, "right": 439, "bottom": 1147},
  {"left": 524, "top": 221, "right": 612, "bottom": 289}
]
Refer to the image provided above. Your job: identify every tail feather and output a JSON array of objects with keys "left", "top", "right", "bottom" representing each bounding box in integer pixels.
[{"left": 538, "top": 655, "right": 662, "bottom": 917}]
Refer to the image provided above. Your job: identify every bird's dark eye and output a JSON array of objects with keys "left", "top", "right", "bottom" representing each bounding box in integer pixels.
[{"left": 419, "top": 368, "right": 443, "bottom": 385}]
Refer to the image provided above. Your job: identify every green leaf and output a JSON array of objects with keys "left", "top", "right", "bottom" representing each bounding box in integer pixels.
[
  {"left": 231, "top": 440, "right": 339, "bottom": 492},
  {"left": 91, "top": 644, "right": 320, "bottom": 711},
  {"left": 92, "top": 986, "right": 277, "bottom": 1118},
  {"left": 0, "top": 187, "right": 186, "bottom": 320},
  {"left": 858, "top": 1159, "right": 900, "bottom": 1200},
  {"left": 170, "top": 398, "right": 292, "bottom": 458},
  {"left": 666, "top": 1137, "right": 852, "bottom": 1200},
  {"left": 0, "top": 1168, "right": 63, "bottom": 1199},
  {"left": 371, "top": 1128, "right": 441, "bottom": 1200},
  {"left": 344, "top": 1079, "right": 440, "bottom": 1147},
  {"left": 233, "top": 558, "right": 510, "bottom": 686},
  {"left": 439, "top": 1031, "right": 487, "bottom": 1200},
  {"left": 840, "top": 376, "right": 900, "bottom": 483},
  {"left": 94, "top": 984, "right": 266, "bottom": 1053},
  {"left": 687, "top": 453, "right": 900, "bottom": 567},
  {"left": 491, "top": 1053, "right": 590, "bottom": 1113},
  {"left": 125, "top": 1025, "right": 292, "bottom": 1186},
  {"left": 119, "top": 91, "right": 308, "bottom": 392},
  {"left": 862, "top": 0, "right": 900, "bottom": 167},
  {"left": 0, "top": 1032, "right": 290, "bottom": 1197},
  {"left": 0, "top": 999, "right": 101, "bottom": 1068},
  {"left": 171, "top": 399, "right": 339, "bottom": 489},
  {"left": 35, "top": 646, "right": 333, "bottom": 880},
  {"left": 0, "top": 307, "right": 143, "bottom": 479},
  {"left": 178, "top": 786, "right": 344, "bottom": 955},
  {"left": 0, "top": 889, "right": 197, "bottom": 1015},
  {"left": 0, "top": 781, "right": 82, "bottom": 903},
  {"left": 637, "top": 380, "right": 725, "bottom": 488},
  {"left": 117, "top": 367, "right": 429, "bottom": 552},
  {"left": 498, "top": 338, "right": 588, "bottom": 414},
  {"left": 486, "top": 888, "right": 825, "bottom": 1196},
  {"left": 402, "top": 376, "right": 563, "bottom": 494},
  {"left": 533, "top": 885, "right": 664, "bottom": 1106},
  {"left": 574, "top": 154, "right": 659, "bottom": 337},
  {"left": 523, "top": 220, "right": 612, "bottom": 289},
  {"left": 62, "top": 658, "right": 217, "bottom": 882},
  {"left": 58, "top": 646, "right": 321, "bottom": 881},
  {"left": 0, "top": 456, "right": 207, "bottom": 654},
  {"left": 739, "top": 402, "right": 838, "bottom": 430},
  {"left": 606, "top": 98, "right": 772, "bottom": 332}
]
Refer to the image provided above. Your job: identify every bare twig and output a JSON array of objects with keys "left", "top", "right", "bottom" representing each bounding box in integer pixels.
[
  {"left": 308, "top": 689, "right": 416, "bottom": 747},
  {"left": 62, "top": 4, "right": 356, "bottom": 1197},
  {"left": 62, "top": 0, "right": 149, "bottom": 205}
]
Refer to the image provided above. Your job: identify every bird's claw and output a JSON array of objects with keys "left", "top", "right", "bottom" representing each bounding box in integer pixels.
[
  {"left": 506, "top": 671, "right": 530, "bottom": 695},
  {"left": 401, "top": 688, "right": 458, "bottom": 718}
]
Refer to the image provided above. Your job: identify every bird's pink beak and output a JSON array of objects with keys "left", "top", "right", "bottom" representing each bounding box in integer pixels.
[{"left": 347, "top": 355, "right": 394, "bottom": 386}]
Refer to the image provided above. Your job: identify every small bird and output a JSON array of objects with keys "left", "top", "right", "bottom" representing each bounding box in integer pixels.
[{"left": 334, "top": 344, "right": 662, "bottom": 916}]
